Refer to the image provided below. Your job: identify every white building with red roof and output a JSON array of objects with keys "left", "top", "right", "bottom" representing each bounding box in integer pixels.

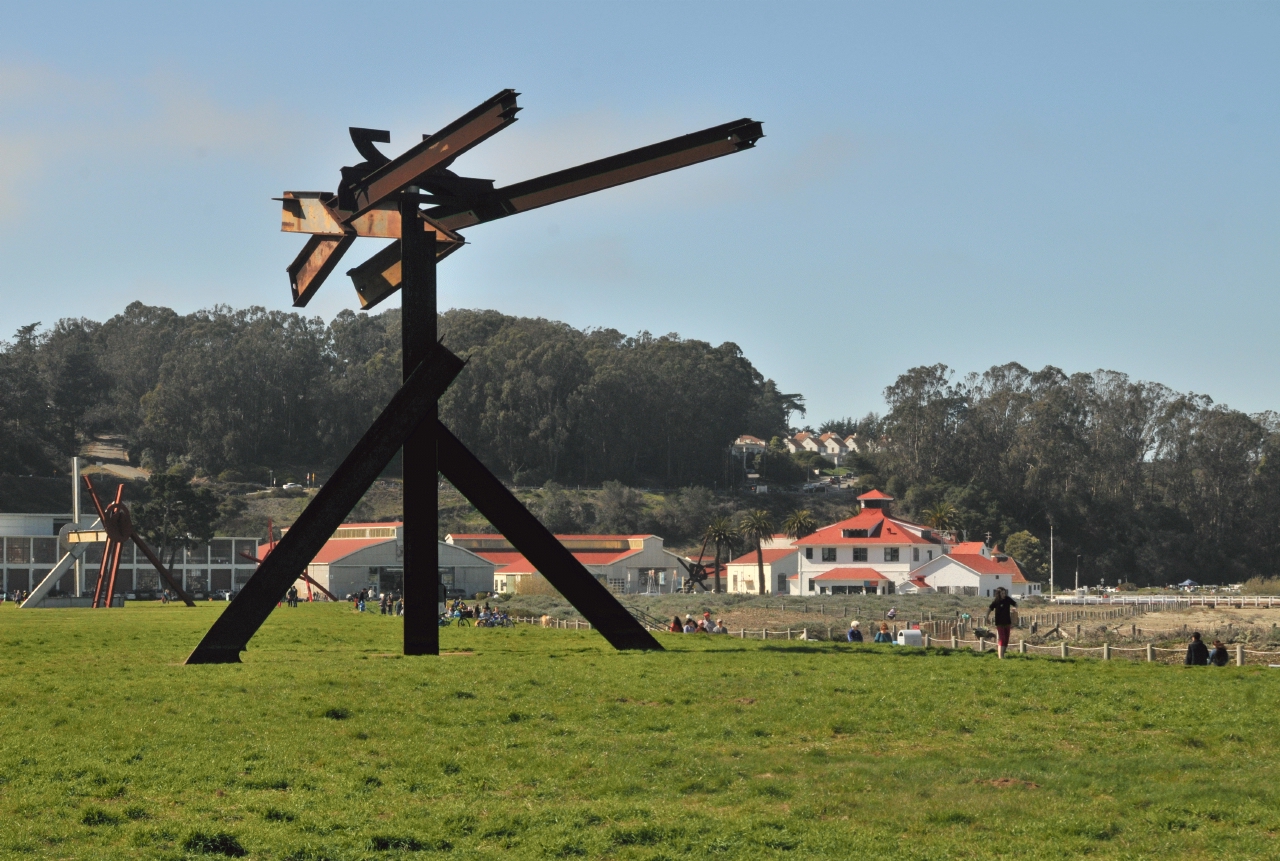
[
  {"left": 784, "top": 433, "right": 821, "bottom": 455},
  {"left": 794, "top": 490, "right": 946, "bottom": 594},
  {"left": 914, "top": 542, "right": 1041, "bottom": 598},
  {"left": 446, "top": 533, "right": 684, "bottom": 595},
  {"left": 724, "top": 546, "right": 800, "bottom": 595}
]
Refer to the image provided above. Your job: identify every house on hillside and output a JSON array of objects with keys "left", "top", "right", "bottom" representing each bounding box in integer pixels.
[
  {"left": 732, "top": 435, "right": 767, "bottom": 457},
  {"left": 784, "top": 433, "right": 821, "bottom": 455},
  {"left": 793, "top": 490, "right": 945, "bottom": 594},
  {"left": 817, "top": 433, "right": 848, "bottom": 464},
  {"left": 913, "top": 542, "right": 1041, "bottom": 598}
]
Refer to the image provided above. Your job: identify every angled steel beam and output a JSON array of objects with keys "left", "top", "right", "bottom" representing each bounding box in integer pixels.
[
  {"left": 342, "top": 118, "right": 763, "bottom": 299},
  {"left": 435, "top": 422, "right": 663, "bottom": 651},
  {"left": 347, "top": 233, "right": 462, "bottom": 310},
  {"left": 428, "top": 118, "right": 764, "bottom": 230},
  {"left": 343, "top": 89, "right": 520, "bottom": 219},
  {"left": 288, "top": 234, "right": 356, "bottom": 307},
  {"left": 185, "top": 343, "right": 465, "bottom": 664},
  {"left": 285, "top": 209, "right": 462, "bottom": 308},
  {"left": 279, "top": 193, "right": 466, "bottom": 244}
]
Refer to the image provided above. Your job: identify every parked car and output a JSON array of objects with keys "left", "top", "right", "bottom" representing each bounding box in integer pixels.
[{"left": 282, "top": 482, "right": 303, "bottom": 490}]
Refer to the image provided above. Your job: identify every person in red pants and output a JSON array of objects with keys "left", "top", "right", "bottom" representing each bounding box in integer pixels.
[{"left": 985, "top": 587, "right": 1019, "bottom": 659}]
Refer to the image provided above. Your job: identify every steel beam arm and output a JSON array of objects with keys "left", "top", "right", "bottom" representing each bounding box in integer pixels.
[
  {"left": 427, "top": 118, "right": 764, "bottom": 230},
  {"left": 344, "top": 90, "right": 520, "bottom": 220},
  {"left": 435, "top": 421, "right": 662, "bottom": 651},
  {"left": 184, "top": 343, "right": 465, "bottom": 664},
  {"left": 288, "top": 235, "right": 356, "bottom": 307}
]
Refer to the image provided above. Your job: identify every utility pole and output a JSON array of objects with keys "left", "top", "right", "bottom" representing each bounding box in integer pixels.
[
  {"left": 1048, "top": 519, "right": 1054, "bottom": 599},
  {"left": 1075, "top": 555, "right": 1081, "bottom": 593},
  {"left": 72, "top": 456, "right": 83, "bottom": 596}
]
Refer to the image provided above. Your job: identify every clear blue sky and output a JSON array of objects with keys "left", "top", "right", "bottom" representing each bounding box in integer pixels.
[{"left": 2, "top": 2, "right": 1277, "bottom": 424}]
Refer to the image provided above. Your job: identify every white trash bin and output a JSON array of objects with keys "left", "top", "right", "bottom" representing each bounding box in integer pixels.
[{"left": 896, "top": 629, "right": 923, "bottom": 647}]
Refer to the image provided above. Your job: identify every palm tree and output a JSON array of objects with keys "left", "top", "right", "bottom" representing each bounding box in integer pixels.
[
  {"left": 782, "top": 509, "right": 817, "bottom": 541},
  {"left": 703, "top": 516, "right": 735, "bottom": 594},
  {"left": 922, "top": 501, "right": 958, "bottom": 532},
  {"left": 738, "top": 509, "right": 775, "bottom": 596}
]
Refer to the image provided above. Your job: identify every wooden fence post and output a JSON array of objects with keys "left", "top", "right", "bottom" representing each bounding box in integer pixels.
[
  {"left": 924, "top": 634, "right": 931, "bottom": 648},
  {"left": 1102, "top": 643, "right": 1110, "bottom": 660},
  {"left": 1060, "top": 642, "right": 1068, "bottom": 659},
  {"left": 1146, "top": 643, "right": 1154, "bottom": 662},
  {"left": 787, "top": 628, "right": 792, "bottom": 640},
  {"left": 1236, "top": 643, "right": 1244, "bottom": 667},
  {"left": 978, "top": 638, "right": 985, "bottom": 653},
  {"left": 1018, "top": 640, "right": 1026, "bottom": 654},
  {"left": 951, "top": 634, "right": 958, "bottom": 649}
]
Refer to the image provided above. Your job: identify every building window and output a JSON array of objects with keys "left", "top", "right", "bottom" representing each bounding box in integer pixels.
[
  {"left": 927, "top": 550, "right": 933, "bottom": 561},
  {"left": 821, "top": 548, "right": 837, "bottom": 562},
  {"left": 777, "top": 574, "right": 787, "bottom": 593},
  {"left": 841, "top": 529, "right": 868, "bottom": 538},
  {"left": 913, "top": 547, "right": 920, "bottom": 562},
  {"left": 805, "top": 547, "right": 813, "bottom": 560},
  {"left": 808, "top": 580, "right": 815, "bottom": 592},
  {"left": 852, "top": 548, "right": 868, "bottom": 562},
  {"left": 884, "top": 548, "right": 900, "bottom": 562}
]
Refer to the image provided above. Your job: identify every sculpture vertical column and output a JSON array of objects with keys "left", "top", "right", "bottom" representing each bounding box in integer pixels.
[{"left": 400, "top": 197, "right": 439, "bottom": 655}]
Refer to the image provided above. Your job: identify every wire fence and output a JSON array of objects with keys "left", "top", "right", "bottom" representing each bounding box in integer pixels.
[{"left": 501, "top": 615, "right": 1280, "bottom": 666}]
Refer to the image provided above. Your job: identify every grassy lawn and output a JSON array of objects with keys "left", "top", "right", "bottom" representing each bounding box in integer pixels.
[{"left": 0, "top": 603, "right": 1276, "bottom": 859}]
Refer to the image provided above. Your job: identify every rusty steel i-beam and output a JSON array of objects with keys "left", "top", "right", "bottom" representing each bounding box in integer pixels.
[{"left": 188, "top": 89, "right": 762, "bottom": 662}]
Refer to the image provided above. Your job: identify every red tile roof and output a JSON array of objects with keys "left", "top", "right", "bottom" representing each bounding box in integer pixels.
[
  {"left": 813, "top": 567, "right": 888, "bottom": 581},
  {"left": 944, "top": 553, "right": 1027, "bottom": 582},
  {"left": 726, "top": 548, "right": 798, "bottom": 566},
  {"left": 795, "top": 509, "right": 939, "bottom": 546},
  {"left": 949, "top": 542, "right": 988, "bottom": 555},
  {"left": 308, "top": 537, "right": 394, "bottom": 565},
  {"left": 857, "top": 489, "right": 894, "bottom": 501},
  {"left": 477, "top": 548, "right": 641, "bottom": 569},
  {"left": 449, "top": 533, "right": 653, "bottom": 541}
]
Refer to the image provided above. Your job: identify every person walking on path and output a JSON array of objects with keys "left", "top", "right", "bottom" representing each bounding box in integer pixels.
[
  {"left": 873, "top": 622, "right": 892, "bottom": 643},
  {"left": 847, "top": 621, "right": 863, "bottom": 643},
  {"left": 1209, "top": 639, "right": 1230, "bottom": 667},
  {"left": 1185, "top": 632, "right": 1210, "bottom": 665},
  {"left": 985, "top": 587, "right": 1019, "bottom": 659}
]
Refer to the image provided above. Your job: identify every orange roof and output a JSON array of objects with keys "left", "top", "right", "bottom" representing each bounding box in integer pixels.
[
  {"left": 449, "top": 533, "right": 653, "bottom": 541},
  {"left": 309, "top": 537, "right": 393, "bottom": 564},
  {"left": 857, "top": 489, "right": 894, "bottom": 501},
  {"left": 795, "top": 509, "right": 939, "bottom": 546},
  {"left": 727, "top": 548, "right": 798, "bottom": 566},
  {"left": 949, "top": 542, "right": 988, "bottom": 555},
  {"left": 944, "top": 553, "right": 1027, "bottom": 582},
  {"left": 476, "top": 547, "right": 641, "bottom": 569},
  {"left": 813, "top": 567, "right": 888, "bottom": 581}
]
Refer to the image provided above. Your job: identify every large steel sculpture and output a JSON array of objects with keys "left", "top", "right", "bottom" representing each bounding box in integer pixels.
[
  {"left": 186, "top": 90, "right": 762, "bottom": 663},
  {"left": 23, "top": 475, "right": 195, "bottom": 609}
]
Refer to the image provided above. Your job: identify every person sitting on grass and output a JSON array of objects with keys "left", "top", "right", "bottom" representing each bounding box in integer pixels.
[
  {"left": 1185, "top": 632, "right": 1209, "bottom": 666},
  {"left": 873, "top": 622, "right": 892, "bottom": 643},
  {"left": 712, "top": 619, "right": 727, "bottom": 634},
  {"left": 1210, "top": 639, "right": 1230, "bottom": 667},
  {"left": 669, "top": 615, "right": 683, "bottom": 633},
  {"left": 847, "top": 621, "right": 863, "bottom": 643},
  {"left": 683, "top": 615, "right": 697, "bottom": 634}
]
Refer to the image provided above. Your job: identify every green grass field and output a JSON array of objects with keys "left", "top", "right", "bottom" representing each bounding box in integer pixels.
[{"left": 0, "top": 604, "right": 1276, "bottom": 860}]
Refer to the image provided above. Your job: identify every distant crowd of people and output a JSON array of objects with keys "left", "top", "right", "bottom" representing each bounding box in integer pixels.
[
  {"left": 340, "top": 588, "right": 403, "bottom": 616},
  {"left": 669, "top": 612, "right": 728, "bottom": 634},
  {"left": 440, "top": 599, "right": 511, "bottom": 627}
]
